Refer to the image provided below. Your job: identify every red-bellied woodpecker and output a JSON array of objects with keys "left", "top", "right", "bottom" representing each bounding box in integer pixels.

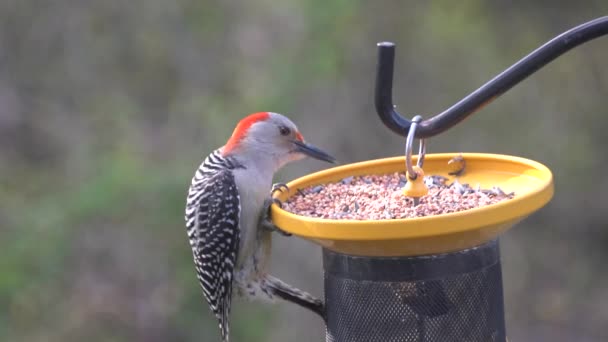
[{"left": 185, "top": 112, "right": 335, "bottom": 341}]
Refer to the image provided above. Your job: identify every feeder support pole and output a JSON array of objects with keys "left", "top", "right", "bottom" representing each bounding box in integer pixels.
[{"left": 375, "top": 16, "right": 608, "bottom": 139}]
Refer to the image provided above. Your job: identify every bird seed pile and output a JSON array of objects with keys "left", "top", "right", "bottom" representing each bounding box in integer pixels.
[{"left": 282, "top": 173, "right": 514, "bottom": 220}]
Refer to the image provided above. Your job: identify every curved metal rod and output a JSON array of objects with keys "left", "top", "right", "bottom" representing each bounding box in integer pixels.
[{"left": 375, "top": 16, "right": 608, "bottom": 138}]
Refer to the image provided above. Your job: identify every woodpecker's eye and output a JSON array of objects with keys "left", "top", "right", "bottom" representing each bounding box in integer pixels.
[{"left": 279, "top": 125, "right": 291, "bottom": 136}]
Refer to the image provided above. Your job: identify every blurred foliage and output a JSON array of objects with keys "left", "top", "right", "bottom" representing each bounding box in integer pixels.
[{"left": 1, "top": 1, "right": 608, "bottom": 341}]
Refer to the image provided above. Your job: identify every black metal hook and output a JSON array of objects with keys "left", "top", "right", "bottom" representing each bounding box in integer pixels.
[{"left": 375, "top": 16, "right": 608, "bottom": 138}]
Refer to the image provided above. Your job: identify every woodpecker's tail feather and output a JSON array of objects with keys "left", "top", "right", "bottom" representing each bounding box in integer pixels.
[
  {"left": 264, "top": 275, "right": 325, "bottom": 319},
  {"left": 218, "top": 300, "right": 230, "bottom": 342}
]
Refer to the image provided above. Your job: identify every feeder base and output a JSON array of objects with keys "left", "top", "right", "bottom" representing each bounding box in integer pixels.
[{"left": 323, "top": 239, "right": 506, "bottom": 342}]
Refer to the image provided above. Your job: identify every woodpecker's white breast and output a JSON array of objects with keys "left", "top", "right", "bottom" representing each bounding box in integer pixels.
[{"left": 231, "top": 158, "right": 275, "bottom": 268}]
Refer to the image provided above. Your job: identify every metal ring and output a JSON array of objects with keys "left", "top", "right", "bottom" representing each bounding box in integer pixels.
[
  {"left": 405, "top": 115, "right": 425, "bottom": 180},
  {"left": 417, "top": 138, "right": 426, "bottom": 168}
]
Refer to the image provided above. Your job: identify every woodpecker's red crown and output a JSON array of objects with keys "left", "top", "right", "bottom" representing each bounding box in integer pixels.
[{"left": 223, "top": 112, "right": 271, "bottom": 155}]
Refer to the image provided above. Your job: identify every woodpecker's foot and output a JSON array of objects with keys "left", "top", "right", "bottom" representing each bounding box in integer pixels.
[
  {"left": 260, "top": 198, "right": 292, "bottom": 236},
  {"left": 264, "top": 274, "right": 326, "bottom": 320},
  {"left": 269, "top": 183, "right": 289, "bottom": 212},
  {"left": 271, "top": 182, "right": 289, "bottom": 196},
  {"left": 271, "top": 197, "right": 283, "bottom": 209}
]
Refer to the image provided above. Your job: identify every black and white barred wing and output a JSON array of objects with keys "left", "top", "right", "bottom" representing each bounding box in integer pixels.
[{"left": 186, "top": 168, "right": 240, "bottom": 341}]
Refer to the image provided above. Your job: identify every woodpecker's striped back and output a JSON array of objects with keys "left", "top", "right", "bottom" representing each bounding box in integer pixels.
[{"left": 185, "top": 149, "right": 244, "bottom": 341}]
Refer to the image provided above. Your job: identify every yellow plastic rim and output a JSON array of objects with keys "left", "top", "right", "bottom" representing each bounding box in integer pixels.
[{"left": 271, "top": 153, "right": 554, "bottom": 256}]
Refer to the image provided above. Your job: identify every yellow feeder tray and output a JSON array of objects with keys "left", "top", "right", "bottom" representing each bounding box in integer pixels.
[{"left": 271, "top": 153, "right": 554, "bottom": 257}]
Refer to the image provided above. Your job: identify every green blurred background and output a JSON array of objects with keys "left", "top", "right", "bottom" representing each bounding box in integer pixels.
[{"left": 1, "top": 1, "right": 608, "bottom": 341}]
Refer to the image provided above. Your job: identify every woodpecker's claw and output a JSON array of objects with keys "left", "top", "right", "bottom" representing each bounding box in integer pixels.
[
  {"left": 260, "top": 197, "right": 292, "bottom": 236},
  {"left": 272, "top": 197, "right": 283, "bottom": 209},
  {"left": 271, "top": 182, "right": 289, "bottom": 196}
]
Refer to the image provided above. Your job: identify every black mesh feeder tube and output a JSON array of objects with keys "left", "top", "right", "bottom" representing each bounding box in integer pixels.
[
  {"left": 270, "top": 16, "right": 608, "bottom": 342},
  {"left": 323, "top": 239, "right": 505, "bottom": 341}
]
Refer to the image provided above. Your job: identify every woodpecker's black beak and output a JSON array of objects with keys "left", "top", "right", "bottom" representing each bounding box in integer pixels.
[{"left": 293, "top": 140, "right": 336, "bottom": 163}]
